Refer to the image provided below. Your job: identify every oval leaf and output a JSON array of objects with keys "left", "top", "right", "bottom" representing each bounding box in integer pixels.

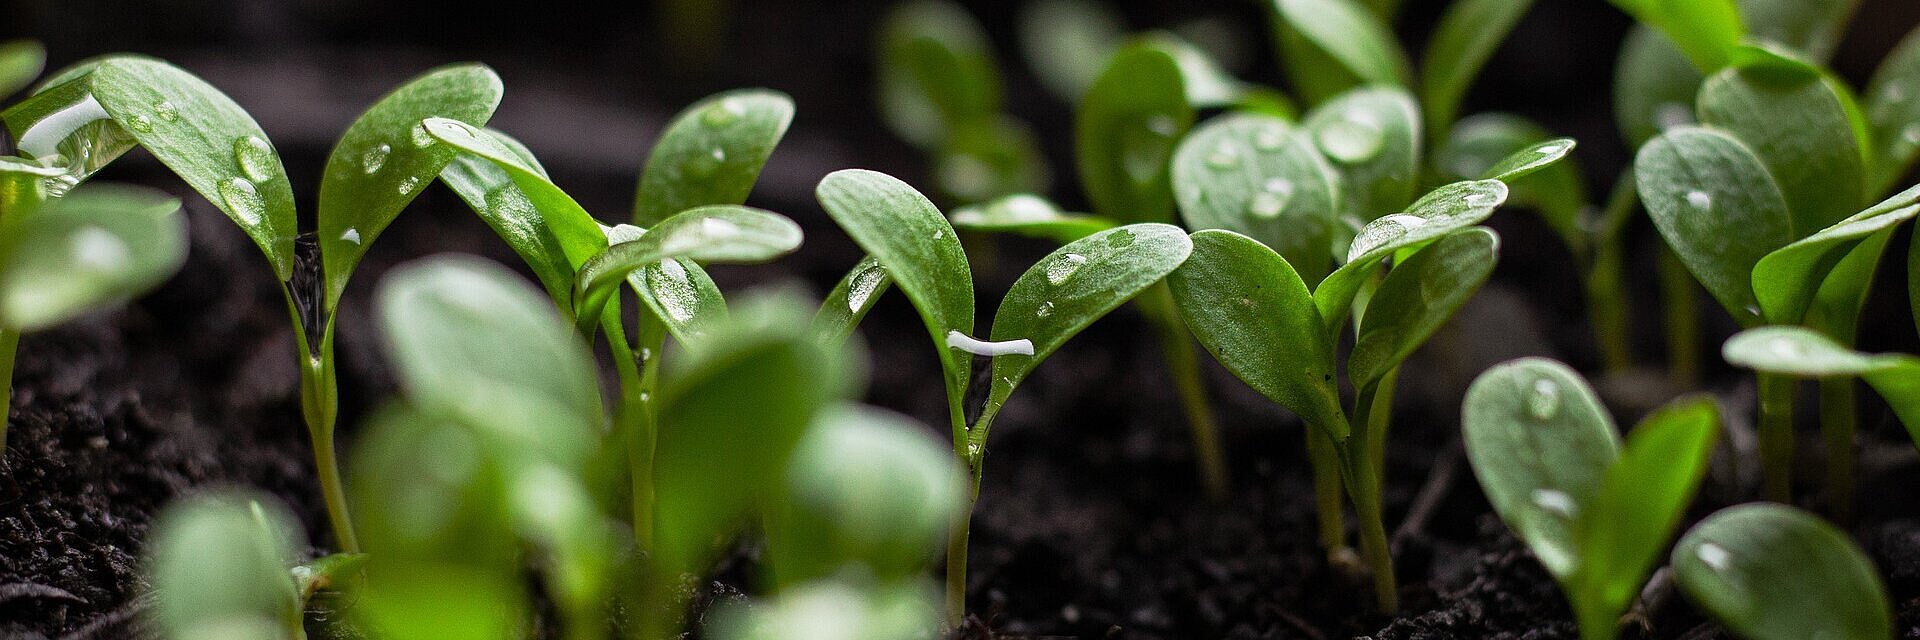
[
  {"left": 1723, "top": 325, "right": 1920, "bottom": 435},
  {"left": 633, "top": 89, "right": 794, "bottom": 227},
  {"left": 876, "top": 0, "right": 1001, "bottom": 148},
  {"left": 1636, "top": 126, "right": 1793, "bottom": 323},
  {"left": 1671, "top": 504, "right": 1890, "bottom": 640},
  {"left": 319, "top": 63, "right": 503, "bottom": 308},
  {"left": 1613, "top": 26, "right": 1706, "bottom": 147},
  {"left": 949, "top": 194, "right": 1116, "bottom": 243},
  {"left": 1697, "top": 52, "right": 1866, "bottom": 236},
  {"left": 813, "top": 255, "right": 894, "bottom": 343},
  {"left": 1301, "top": 87, "right": 1421, "bottom": 224},
  {"left": 1436, "top": 114, "right": 1586, "bottom": 244},
  {"left": 437, "top": 142, "right": 573, "bottom": 305},
  {"left": 1349, "top": 227, "right": 1500, "bottom": 388},
  {"left": 1314, "top": 180, "right": 1509, "bottom": 330},
  {"left": 1865, "top": 25, "right": 1920, "bottom": 195},
  {"left": 0, "top": 40, "right": 46, "bottom": 99},
  {"left": 1273, "top": 0, "right": 1410, "bottom": 93},
  {"left": 1168, "top": 229, "right": 1346, "bottom": 438},
  {"left": 1753, "top": 183, "right": 1920, "bottom": 323},
  {"left": 1016, "top": 0, "right": 1126, "bottom": 102},
  {"left": 1075, "top": 42, "right": 1193, "bottom": 224},
  {"left": 1572, "top": 395, "right": 1719, "bottom": 618},
  {"left": 1172, "top": 113, "right": 1340, "bottom": 284},
  {"left": 573, "top": 205, "right": 802, "bottom": 330},
  {"left": 0, "top": 184, "right": 186, "bottom": 332},
  {"left": 1462, "top": 357, "right": 1619, "bottom": 578},
  {"left": 1420, "top": 0, "right": 1535, "bottom": 140},
  {"left": 423, "top": 117, "right": 606, "bottom": 269},
  {"left": 144, "top": 491, "right": 304, "bottom": 640}
]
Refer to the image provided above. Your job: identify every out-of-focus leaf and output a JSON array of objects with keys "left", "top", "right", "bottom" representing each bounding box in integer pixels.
[
  {"left": 0, "top": 41, "right": 46, "bottom": 98},
  {"left": 0, "top": 184, "right": 186, "bottom": 332},
  {"left": 934, "top": 115, "right": 1050, "bottom": 202},
  {"left": 1865, "top": 25, "right": 1920, "bottom": 195},
  {"left": 1172, "top": 113, "right": 1340, "bottom": 284},
  {"left": 1671, "top": 504, "right": 1891, "bottom": 640},
  {"left": 1300, "top": 87, "right": 1421, "bottom": 223},
  {"left": 1614, "top": 26, "right": 1706, "bottom": 147},
  {"left": 1420, "top": 0, "right": 1535, "bottom": 141},
  {"left": 1607, "top": 0, "right": 1743, "bottom": 72},
  {"left": 1736, "top": 0, "right": 1859, "bottom": 62},
  {"left": 1572, "top": 396, "right": 1720, "bottom": 622},
  {"left": 633, "top": 89, "right": 794, "bottom": 226},
  {"left": 949, "top": 194, "right": 1116, "bottom": 243},
  {"left": 1636, "top": 126, "right": 1792, "bottom": 324},
  {"left": 144, "top": 491, "right": 304, "bottom": 640},
  {"left": 1271, "top": 0, "right": 1409, "bottom": 102},
  {"left": 1075, "top": 42, "right": 1193, "bottom": 224},
  {"left": 813, "top": 256, "right": 893, "bottom": 342},
  {"left": 1016, "top": 0, "right": 1126, "bottom": 102},
  {"left": 712, "top": 579, "right": 942, "bottom": 640},
  {"left": 1724, "top": 326, "right": 1920, "bottom": 435},
  {"left": 877, "top": 0, "right": 1000, "bottom": 149}
]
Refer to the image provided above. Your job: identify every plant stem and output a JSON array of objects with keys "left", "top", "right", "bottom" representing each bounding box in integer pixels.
[
  {"left": 1306, "top": 427, "right": 1349, "bottom": 562},
  {"left": 1585, "top": 170, "right": 1639, "bottom": 374},
  {"left": 1365, "top": 369, "right": 1399, "bottom": 478},
  {"left": 1757, "top": 372, "right": 1796, "bottom": 503},
  {"left": 1347, "top": 383, "right": 1397, "bottom": 613},
  {"left": 611, "top": 314, "right": 660, "bottom": 549},
  {"left": 944, "top": 392, "right": 975, "bottom": 629},
  {"left": 1138, "top": 285, "right": 1229, "bottom": 501},
  {"left": 1574, "top": 597, "right": 1619, "bottom": 640},
  {"left": 299, "top": 333, "right": 358, "bottom": 554},
  {"left": 1819, "top": 378, "right": 1856, "bottom": 523},
  {"left": 1657, "top": 247, "right": 1699, "bottom": 387},
  {"left": 0, "top": 328, "right": 18, "bottom": 453}
]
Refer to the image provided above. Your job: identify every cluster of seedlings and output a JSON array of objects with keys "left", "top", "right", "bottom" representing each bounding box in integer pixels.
[{"left": 0, "top": 0, "right": 1917, "bottom": 637}]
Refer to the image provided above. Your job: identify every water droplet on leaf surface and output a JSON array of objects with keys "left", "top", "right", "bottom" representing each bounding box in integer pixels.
[
  {"left": 846, "top": 263, "right": 887, "bottom": 313},
  {"left": 361, "top": 143, "right": 391, "bottom": 174},
  {"left": 71, "top": 226, "right": 129, "bottom": 270},
  {"left": 125, "top": 114, "right": 153, "bottom": 133},
  {"left": 234, "top": 136, "right": 278, "bottom": 182},
  {"left": 1697, "top": 542, "right": 1731, "bottom": 571},
  {"left": 1685, "top": 190, "right": 1713, "bottom": 210},
  {"left": 1045, "top": 253, "right": 1088, "bottom": 285},
  {"left": 1035, "top": 301, "right": 1054, "bottom": 318},
  {"left": 1531, "top": 488, "right": 1576, "bottom": 518},
  {"left": 152, "top": 100, "right": 179, "bottom": 122},
  {"left": 701, "top": 97, "right": 746, "bottom": 127},
  {"left": 218, "top": 177, "right": 266, "bottom": 226},
  {"left": 1315, "top": 112, "right": 1384, "bottom": 163},
  {"left": 648, "top": 260, "right": 698, "bottom": 322},
  {"left": 1527, "top": 377, "right": 1560, "bottom": 421}
]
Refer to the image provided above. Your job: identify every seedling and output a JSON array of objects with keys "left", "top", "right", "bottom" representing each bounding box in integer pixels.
[
  {"left": 1723, "top": 326, "right": 1920, "bottom": 443},
  {"left": 1463, "top": 357, "right": 1720, "bottom": 640},
  {"left": 1670, "top": 504, "right": 1892, "bottom": 640},
  {"left": 143, "top": 490, "right": 307, "bottom": 640},
  {"left": 814, "top": 168, "right": 1193, "bottom": 626}
]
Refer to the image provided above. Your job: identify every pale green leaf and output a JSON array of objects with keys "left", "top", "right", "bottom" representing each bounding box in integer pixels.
[
  {"left": 1736, "top": 0, "right": 1859, "bottom": 61},
  {"left": 1753, "top": 183, "right": 1920, "bottom": 323},
  {"left": 422, "top": 117, "right": 607, "bottom": 270},
  {"left": 1272, "top": 0, "right": 1410, "bottom": 95},
  {"left": 1865, "top": 25, "right": 1920, "bottom": 195},
  {"left": 1635, "top": 126, "right": 1792, "bottom": 324},
  {"left": 876, "top": 0, "right": 1000, "bottom": 149},
  {"left": 572, "top": 205, "right": 802, "bottom": 331},
  {"left": 1075, "top": 42, "right": 1193, "bottom": 224},
  {"left": 1573, "top": 396, "right": 1719, "bottom": 620},
  {"left": 1313, "top": 180, "right": 1509, "bottom": 331},
  {"left": 1420, "top": 0, "right": 1535, "bottom": 141},
  {"left": 1672, "top": 504, "right": 1890, "bottom": 640},
  {"left": 1723, "top": 325, "right": 1920, "bottom": 433},
  {"left": 0, "top": 41, "right": 46, "bottom": 99},
  {"left": 1349, "top": 227, "right": 1500, "bottom": 388},
  {"left": 1300, "top": 87, "right": 1421, "bottom": 223},
  {"left": 1697, "top": 50, "right": 1866, "bottom": 236},
  {"left": 633, "top": 89, "right": 794, "bottom": 227},
  {"left": 144, "top": 491, "right": 304, "bottom": 640},
  {"left": 949, "top": 194, "right": 1116, "bottom": 243},
  {"left": 0, "top": 184, "right": 186, "bottom": 332},
  {"left": 1172, "top": 113, "right": 1340, "bottom": 284},
  {"left": 1016, "top": 0, "right": 1126, "bottom": 102}
]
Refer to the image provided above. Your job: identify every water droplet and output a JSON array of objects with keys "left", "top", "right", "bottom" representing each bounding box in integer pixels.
[
  {"left": 1536, "top": 141, "right": 1570, "bottom": 156},
  {"left": 846, "top": 263, "right": 887, "bottom": 312},
  {"left": 361, "top": 143, "right": 392, "bottom": 174},
  {"left": 396, "top": 175, "right": 421, "bottom": 195},
  {"left": 1902, "top": 124, "right": 1920, "bottom": 145},
  {"left": 700, "top": 216, "right": 741, "bottom": 238},
  {"left": 340, "top": 227, "right": 362, "bottom": 245},
  {"left": 683, "top": 147, "right": 727, "bottom": 178},
  {"left": 1145, "top": 115, "right": 1177, "bottom": 137},
  {"left": 1104, "top": 228, "right": 1135, "bottom": 248},
  {"left": 1045, "top": 253, "right": 1089, "bottom": 285},
  {"left": 1531, "top": 488, "right": 1576, "bottom": 518},
  {"left": 125, "top": 114, "right": 153, "bottom": 133},
  {"left": 933, "top": 229, "right": 947, "bottom": 241},
  {"left": 1696, "top": 542, "right": 1731, "bottom": 571},
  {"left": 410, "top": 121, "right": 439, "bottom": 148},
  {"left": 42, "top": 175, "right": 78, "bottom": 198},
  {"left": 234, "top": 136, "right": 278, "bottom": 183},
  {"left": 1884, "top": 85, "right": 1907, "bottom": 103},
  {"left": 70, "top": 226, "right": 129, "bottom": 271},
  {"left": 218, "top": 177, "right": 266, "bottom": 226},
  {"left": 1121, "top": 117, "right": 1177, "bottom": 184},
  {"left": 1000, "top": 195, "right": 1054, "bottom": 220},
  {"left": 1347, "top": 214, "right": 1426, "bottom": 261},
  {"left": 1463, "top": 192, "right": 1494, "bottom": 206},
  {"left": 1315, "top": 111, "right": 1384, "bottom": 163},
  {"left": 1685, "top": 190, "right": 1713, "bottom": 210},
  {"left": 1205, "top": 141, "right": 1241, "bottom": 170},
  {"left": 1249, "top": 178, "right": 1295, "bottom": 219},
  {"left": 1254, "top": 125, "right": 1288, "bottom": 151},
  {"left": 701, "top": 97, "right": 746, "bottom": 127},
  {"left": 1237, "top": 297, "right": 1257, "bottom": 309},
  {"left": 152, "top": 100, "right": 179, "bottom": 122},
  {"left": 647, "top": 260, "right": 699, "bottom": 322},
  {"left": 1527, "top": 378, "right": 1560, "bottom": 421},
  {"left": 1035, "top": 301, "right": 1054, "bottom": 318}
]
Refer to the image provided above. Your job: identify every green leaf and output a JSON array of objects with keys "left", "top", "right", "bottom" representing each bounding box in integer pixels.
[
  {"left": 347, "top": 403, "right": 517, "bottom": 563},
  {"left": 712, "top": 579, "right": 942, "bottom": 640},
  {"left": 89, "top": 58, "right": 298, "bottom": 279},
  {"left": 0, "top": 41, "right": 46, "bottom": 98},
  {"left": 628, "top": 255, "right": 731, "bottom": 347},
  {"left": 1671, "top": 504, "right": 1890, "bottom": 640},
  {"left": 0, "top": 184, "right": 186, "bottom": 332},
  {"left": 1172, "top": 113, "right": 1341, "bottom": 284},
  {"left": 437, "top": 144, "right": 573, "bottom": 305},
  {"left": 1613, "top": 26, "right": 1706, "bottom": 147},
  {"left": 876, "top": 0, "right": 1001, "bottom": 149},
  {"left": 1, "top": 66, "right": 138, "bottom": 194},
  {"left": 767, "top": 404, "right": 966, "bottom": 587},
  {"left": 572, "top": 205, "right": 802, "bottom": 332},
  {"left": 1168, "top": 229, "right": 1347, "bottom": 439},
  {"left": 1723, "top": 325, "right": 1920, "bottom": 433},
  {"left": 933, "top": 115, "right": 1051, "bottom": 201},
  {"left": 816, "top": 169, "right": 975, "bottom": 409},
  {"left": 949, "top": 194, "right": 1116, "bottom": 243},
  {"left": 1436, "top": 115, "right": 1585, "bottom": 245},
  {"left": 1572, "top": 396, "right": 1720, "bottom": 621},
  {"left": 1636, "top": 126, "right": 1793, "bottom": 324},
  {"left": 1016, "top": 0, "right": 1126, "bottom": 102},
  {"left": 1272, "top": 0, "right": 1410, "bottom": 94},
  {"left": 982, "top": 224, "right": 1193, "bottom": 433},
  {"left": 1461, "top": 357, "right": 1618, "bottom": 578},
  {"left": 1075, "top": 42, "right": 1193, "bottom": 224},
  {"left": 423, "top": 117, "right": 607, "bottom": 270},
  {"left": 0, "top": 155, "right": 62, "bottom": 217},
  {"left": 1480, "top": 137, "right": 1577, "bottom": 183},
  {"left": 1349, "top": 227, "right": 1500, "bottom": 389},
  {"left": 1420, "top": 0, "right": 1535, "bottom": 141},
  {"left": 319, "top": 64, "right": 503, "bottom": 309},
  {"left": 1697, "top": 50, "right": 1866, "bottom": 236},
  {"left": 1314, "top": 180, "right": 1509, "bottom": 331},
  {"left": 1753, "top": 183, "right": 1920, "bottom": 323},
  {"left": 813, "top": 256, "right": 893, "bottom": 343},
  {"left": 1913, "top": 224, "right": 1920, "bottom": 336},
  {"left": 1865, "top": 25, "right": 1920, "bottom": 195},
  {"left": 654, "top": 292, "right": 851, "bottom": 576},
  {"left": 1736, "top": 0, "right": 1859, "bottom": 61},
  {"left": 633, "top": 89, "right": 794, "bottom": 227},
  {"left": 353, "top": 560, "right": 526, "bottom": 640},
  {"left": 1607, "top": 0, "right": 1743, "bottom": 72},
  {"left": 144, "top": 490, "right": 304, "bottom": 640},
  {"left": 375, "top": 255, "right": 602, "bottom": 470},
  {"left": 1141, "top": 32, "right": 1251, "bottom": 109},
  {"left": 1301, "top": 87, "right": 1421, "bottom": 223}
]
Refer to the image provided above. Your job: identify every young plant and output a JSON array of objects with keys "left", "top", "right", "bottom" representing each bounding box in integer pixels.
[
  {"left": 142, "top": 490, "right": 308, "bottom": 640},
  {"left": 1670, "top": 503, "right": 1892, "bottom": 640},
  {"left": 813, "top": 168, "right": 1193, "bottom": 626},
  {"left": 1463, "top": 357, "right": 1720, "bottom": 640},
  {"left": 1723, "top": 326, "right": 1920, "bottom": 444}
]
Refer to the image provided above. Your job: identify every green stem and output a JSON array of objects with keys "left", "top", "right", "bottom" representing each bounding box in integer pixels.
[
  {"left": 1365, "top": 369, "right": 1399, "bottom": 479},
  {"left": 0, "top": 328, "right": 18, "bottom": 453},
  {"left": 1574, "top": 597, "right": 1620, "bottom": 640},
  {"left": 1306, "top": 427, "right": 1349, "bottom": 562},
  {"left": 1140, "top": 284, "right": 1229, "bottom": 501},
  {"left": 1819, "top": 378, "right": 1856, "bottom": 523},
  {"left": 1657, "top": 246, "right": 1699, "bottom": 387},
  {"left": 1757, "top": 372, "right": 1796, "bottom": 503},
  {"left": 609, "top": 314, "right": 660, "bottom": 549},
  {"left": 944, "top": 392, "right": 974, "bottom": 629},
  {"left": 299, "top": 333, "right": 358, "bottom": 554},
  {"left": 1585, "top": 170, "right": 1638, "bottom": 374},
  {"left": 1347, "top": 383, "right": 1397, "bottom": 613}
]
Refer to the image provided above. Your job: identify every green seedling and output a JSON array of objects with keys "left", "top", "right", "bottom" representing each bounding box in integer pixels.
[
  {"left": 1463, "top": 358, "right": 1719, "bottom": 640},
  {"left": 1723, "top": 325, "right": 1920, "bottom": 443},
  {"left": 814, "top": 168, "right": 1193, "bottom": 626},
  {"left": 143, "top": 490, "right": 307, "bottom": 640},
  {"left": 2, "top": 56, "right": 508, "bottom": 553},
  {"left": 1670, "top": 503, "right": 1891, "bottom": 640}
]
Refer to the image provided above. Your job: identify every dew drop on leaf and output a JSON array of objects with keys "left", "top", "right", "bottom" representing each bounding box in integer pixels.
[
  {"left": 1697, "top": 542, "right": 1732, "bottom": 571},
  {"left": 42, "top": 175, "right": 78, "bottom": 198},
  {"left": 1347, "top": 214, "right": 1425, "bottom": 261},
  {"left": 1206, "top": 141, "right": 1241, "bottom": 170},
  {"left": 701, "top": 97, "right": 746, "bottom": 128},
  {"left": 1045, "top": 253, "right": 1089, "bottom": 285},
  {"left": 125, "top": 114, "right": 153, "bottom": 133},
  {"left": 1249, "top": 178, "right": 1295, "bottom": 219},
  {"left": 1254, "top": 125, "right": 1287, "bottom": 151},
  {"left": 1536, "top": 141, "right": 1570, "bottom": 156},
  {"left": 1035, "top": 301, "right": 1054, "bottom": 318},
  {"left": 218, "top": 177, "right": 266, "bottom": 226},
  {"left": 846, "top": 263, "right": 887, "bottom": 313},
  {"left": 1685, "top": 190, "right": 1713, "bottom": 211},
  {"left": 1902, "top": 124, "right": 1920, "bottom": 145},
  {"left": 1104, "top": 228, "right": 1135, "bottom": 248},
  {"left": 396, "top": 175, "right": 421, "bottom": 195},
  {"left": 1530, "top": 488, "right": 1576, "bottom": 518},
  {"left": 410, "top": 121, "right": 439, "bottom": 148},
  {"left": 151, "top": 100, "right": 179, "bottom": 122},
  {"left": 647, "top": 259, "right": 699, "bottom": 322},
  {"left": 361, "top": 143, "right": 391, "bottom": 175},
  {"left": 341, "top": 227, "right": 362, "bottom": 245},
  {"left": 234, "top": 136, "right": 278, "bottom": 183},
  {"left": 1526, "top": 377, "right": 1560, "bottom": 421},
  {"left": 1315, "top": 112, "right": 1384, "bottom": 163}
]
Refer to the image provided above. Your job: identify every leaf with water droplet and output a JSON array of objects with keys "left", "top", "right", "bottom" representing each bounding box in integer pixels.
[
  {"left": 979, "top": 224, "right": 1192, "bottom": 442},
  {"left": 814, "top": 255, "right": 894, "bottom": 342},
  {"left": 0, "top": 40, "right": 46, "bottom": 98},
  {"left": 816, "top": 169, "right": 976, "bottom": 411},
  {"left": 1479, "top": 137, "right": 1577, "bottom": 183},
  {"left": 1752, "top": 183, "right": 1920, "bottom": 324},
  {"left": 1076, "top": 42, "right": 1192, "bottom": 224},
  {"left": 437, "top": 135, "right": 574, "bottom": 305},
  {"left": 1698, "top": 48, "right": 1865, "bottom": 238},
  {"left": 1172, "top": 113, "right": 1339, "bottom": 284},
  {"left": 1273, "top": 0, "right": 1410, "bottom": 104},
  {"left": 1866, "top": 25, "right": 1920, "bottom": 195},
  {"left": 1722, "top": 325, "right": 1920, "bottom": 436},
  {"left": 1435, "top": 114, "right": 1588, "bottom": 251},
  {"left": 86, "top": 57, "right": 296, "bottom": 278},
  {"left": 629, "top": 256, "right": 730, "bottom": 347},
  {"left": 1462, "top": 358, "right": 1618, "bottom": 579},
  {"left": 1419, "top": 0, "right": 1536, "bottom": 143},
  {"left": 574, "top": 205, "right": 802, "bottom": 334},
  {"left": 0, "top": 183, "right": 186, "bottom": 332},
  {"left": 1301, "top": 88, "right": 1420, "bottom": 224},
  {"left": 424, "top": 117, "right": 607, "bottom": 276},
  {"left": 633, "top": 89, "right": 794, "bottom": 227},
  {"left": 1167, "top": 229, "right": 1346, "bottom": 440},
  {"left": 318, "top": 63, "right": 503, "bottom": 309},
  {"left": 1671, "top": 504, "right": 1890, "bottom": 640},
  {"left": 1637, "top": 126, "right": 1794, "bottom": 325},
  {"left": 1314, "top": 180, "right": 1508, "bottom": 332},
  {"left": 948, "top": 193, "right": 1115, "bottom": 243},
  {"left": 1348, "top": 227, "right": 1499, "bottom": 389},
  {"left": 0, "top": 69, "right": 138, "bottom": 192}
]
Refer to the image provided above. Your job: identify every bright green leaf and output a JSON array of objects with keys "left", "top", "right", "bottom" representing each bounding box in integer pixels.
[
  {"left": 144, "top": 491, "right": 304, "bottom": 640},
  {"left": 1301, "top": 87, "right": 1421, "bottom": 223},
  {"left": 1314, "top": 180, "right": 1509, "bottom": 330},
  {"left": 437, "top": 145, "right": 573, "bottom": 305},
  {"left": 813, "top": 256, "right": 893, "bottom": 343},
  {"left": 1865, "top": 25, "right": 1920, "bottom": 195},
  {"left": 1481, "top": 137, "right": 1577, "bottom": 183},
  {"left": 876, "top": 0, "right": 1001, "bottom": 149},
  {"left": 1573, "top": 396, "right": 1719, "bottom": 621},
  {"left": 949, "top": 194, "right": 1115, "bottom": 243},
  {"left": 1697, "top": 51, "right": 1866, "bottom": 236},
  {"left": 0, "top": 183, "right": 186, "bottom": 332},
  {"left": 1636, "top": 126, "right": 1792, "bottom": 324},
  {"left": 1420, "top": 0, "right": 1536, "bottom": 142},
  {"left": 1607, "top": 0, "right": 1744, "bottom": 72},
  {"left": 1671, "top": 504, "right": 1890, "bottom": 640},
  {"left": 0, "top": 41, "right": 46, "bottom": 98},
  {"left": 1753, "top": 183, "right": 1920, "bottom": 323},
  {"left": 1075, "top": 42, "right": 1193, "bottom": 224},
  {"left": 1172, "top": 113, "right": 1340, "bottom": 284},
  {"left": 1349, "top": 227, "right": 1500, "bottom": 388},
  {"left": 633, "top": 89, "right": 794, "bottom": 227},
  {"left": 423, "top": 117, "right": 607, "bottom": 269},
  {"left": 1723, "top": 325, "right": 1920, "bottom": 434},
  {"left": 1272, "top": 0, "right": 1410, "bottom": 94},
  {"left": 1436, "top": 115, "right": 1585, "bottom": 245},
  {"left": 572, "top": 205, "right": 802, "bottom": 332}
]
